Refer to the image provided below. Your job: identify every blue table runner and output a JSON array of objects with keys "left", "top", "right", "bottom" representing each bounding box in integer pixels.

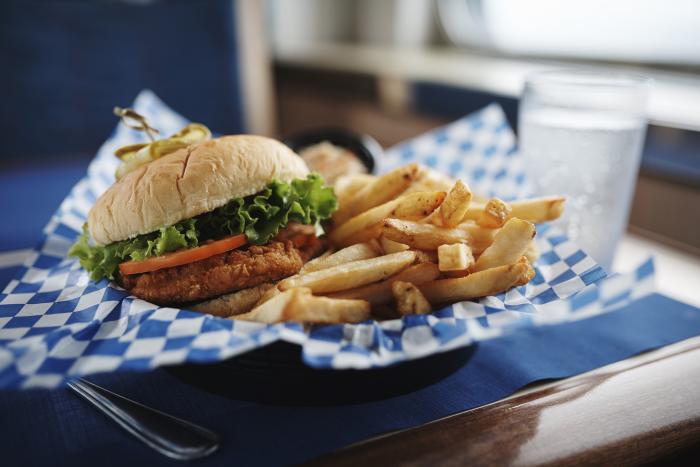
[{"left": 1, "top": 293, "right": 698, "bottom": 466}]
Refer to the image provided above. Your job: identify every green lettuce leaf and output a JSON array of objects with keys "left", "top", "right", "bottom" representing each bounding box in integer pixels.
[{"left": 69, "top": 174, "right": 337, "bottom": 281}]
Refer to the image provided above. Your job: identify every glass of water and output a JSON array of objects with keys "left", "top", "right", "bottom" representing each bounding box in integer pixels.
[{"left": 519, "top": 70, "right": 652, "bottom": 271}]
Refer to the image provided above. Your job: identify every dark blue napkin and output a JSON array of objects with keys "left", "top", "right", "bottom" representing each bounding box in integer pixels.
[{"left": 1, "top": 293, "right": 698, "bottom": 466}]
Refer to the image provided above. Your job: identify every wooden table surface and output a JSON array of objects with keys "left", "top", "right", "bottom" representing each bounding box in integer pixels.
[{"left": 310, "top": 336, "right": 700, "bottom": 466}]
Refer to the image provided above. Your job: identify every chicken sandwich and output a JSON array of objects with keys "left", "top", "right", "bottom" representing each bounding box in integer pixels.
[{"left": 70, "top": 135, "right": 337, "bottom": 308}]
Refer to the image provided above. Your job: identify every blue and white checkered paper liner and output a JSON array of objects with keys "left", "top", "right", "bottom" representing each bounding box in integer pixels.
[
  {"left": 0, "top": 90, "right": 655, "bottom": 388},
  {"left": 378, "top": 104, "right": 533, "bottom": 200}
]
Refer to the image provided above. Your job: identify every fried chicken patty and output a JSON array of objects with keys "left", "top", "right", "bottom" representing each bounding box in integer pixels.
[{"left": 121, "top": 238, "right": 324, "bottom": 305}]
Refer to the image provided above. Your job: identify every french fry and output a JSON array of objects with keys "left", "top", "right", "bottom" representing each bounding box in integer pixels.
[
  {"left": 437, "top": 243, "right": 474, "bottom": 272},
  {"left": 419, "top": 261, "right": 534, "bottom": 304},
  {"left": 285, "top": 290, "right": 370, "bottom": 324},
  {"left": 477, "top": 198, "right": 512, "bottom": 228},
  {"left": 255, "top": 284, "right": 282, "bottom": 307},
  {"left": 329, "top": 191, "right": 446, "bottom": 247},
  {"left": 301, "top": 242, "right": 378, "bottom": 273},
  {"left": 443, "top": 269, "right": 471, "bottom": 279},
  {"left": 392, "top": 281, "right": 431, "bottom": 315},
  {"left": 382, "top": 219, "right": 468, "bottom": 250},
  {"left": 191, "top": 283, "right": 275, "bottom": 317},
  {"left": 463, "top": 196, "right": 565, "bottom": 224},
  {"left": 457, "top": 221, "right": 498, "bottom": 254},
  {"left": 392, "top": 191, "right": 447, "bottom": 220},
  {"left": 236, "top": 288, "right": 370, "bottom": 324},
  {"left": 359, "top": 223, "right": 386, "bottom": 244},
  {"left": 472, "top": 218, "right": 536, "bottom": 272},
  {"left": 278, "top": 251, "right": 416, "bottom": 294},
  {"left": 462, "top": 203, "right": 483, "bottom": 221},
  {"left": 458, "top": 221, "right": 498, "bottom": 242},
  {"left": 234, "top": 288, "right": 306, "bottom": 323},
  {"left": 515, "top": 257, "right": 536, "bottom": 285},
  {"left": 402, "top": 166, "right": 454, "bottom": 194},
  {"left": 471, "top": 193, "right": 489, "bottom": 204},
  {"left": 333, "top": 164, "right": 420, "bottom": 225},
  {"left": 380, "top": 235, "right": 410, "bottom": 254},
  {"left": 433, "top": 180, "right": 472, "bottom": 228},
  {"left": 510, "top": 196, "right": 566, "bottom": 223},
  {"left": 334, "top": 173, "right": 376, "bottom": 199},
  {"left": 524, "top": 240, "right": 540, "bottom": 264},
  {"left": 412, "top": 249, "right": 438, "bottom": 264},
  {"left": 368, "top": 238, "right": 382, "bottom": 253},
  {"left": 300, "top": 250, "right": 331, "bottom": 272},
  {"left": 328, "top": 262, "right": 440, "bottom": 305},
  {"left": 334, "top": 174, "right": 376, "bottom": 222}
]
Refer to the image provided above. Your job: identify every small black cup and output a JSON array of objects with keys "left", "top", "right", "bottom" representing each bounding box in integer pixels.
[{"left": 283, "top": 127, "right": 381, "bottom": 174}]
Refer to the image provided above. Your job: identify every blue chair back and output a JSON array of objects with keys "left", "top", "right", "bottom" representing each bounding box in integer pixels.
[{"left": 0, "top": 0, "right": 244, "bottom": 161}]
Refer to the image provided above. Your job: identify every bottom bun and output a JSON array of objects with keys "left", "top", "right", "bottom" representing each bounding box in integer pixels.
[{"left": 190, "top": 283, "right": 276, "bottom": 317}]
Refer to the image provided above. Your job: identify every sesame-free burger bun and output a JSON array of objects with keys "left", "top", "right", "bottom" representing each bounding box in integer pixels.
[{"left": 88, "top": 135, "right": 309, "bottom": 246}]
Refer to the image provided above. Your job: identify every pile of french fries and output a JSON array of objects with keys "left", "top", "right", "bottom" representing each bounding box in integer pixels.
[{"left": 217, "top": 164, "right": 565, "bottom": 324}]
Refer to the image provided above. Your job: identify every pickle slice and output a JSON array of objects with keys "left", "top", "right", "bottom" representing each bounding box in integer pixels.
[
  {"left": 148, "top": 139, "right": 188, "bottom": 159},
  {"left": 114, "top": 123, "right": 212, "bottom": 180},
  {"left": 170, "top": 123, "right": 211, "bottom": 144},
  {"left": 115, "top": 145, "right": 153, "bottom": 180},
  {"left": 114, "top": 143, "right": 148, "bottom": 161}
]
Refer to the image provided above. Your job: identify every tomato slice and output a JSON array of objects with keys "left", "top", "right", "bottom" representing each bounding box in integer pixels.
[
  {"left": 119, "top": 234, "right": 247, "bottom": 276},
  {"left": 290, "top": 234, "right": 310, "bottom": 248}
]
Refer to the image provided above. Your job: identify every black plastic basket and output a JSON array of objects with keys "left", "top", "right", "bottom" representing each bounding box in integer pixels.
[{"left": 169, "top": 341, "right": 476, "bottom": 405}]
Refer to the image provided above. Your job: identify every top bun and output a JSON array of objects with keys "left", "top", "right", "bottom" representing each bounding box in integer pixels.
[{"left": 88, "top": 135, "right": 309, "bottom": 245}]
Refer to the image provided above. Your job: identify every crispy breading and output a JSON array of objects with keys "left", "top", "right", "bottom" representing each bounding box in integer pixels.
[
  {"left": 190, "top": 283, "right": 275, "bottom": 317},
  {"left": 121, "top": 239, "right": 324, "bottom": 305}
]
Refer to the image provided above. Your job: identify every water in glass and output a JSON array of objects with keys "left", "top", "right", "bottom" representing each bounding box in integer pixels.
[{"left": 519, "top": 71, "right": 651, "bottom": 271}]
